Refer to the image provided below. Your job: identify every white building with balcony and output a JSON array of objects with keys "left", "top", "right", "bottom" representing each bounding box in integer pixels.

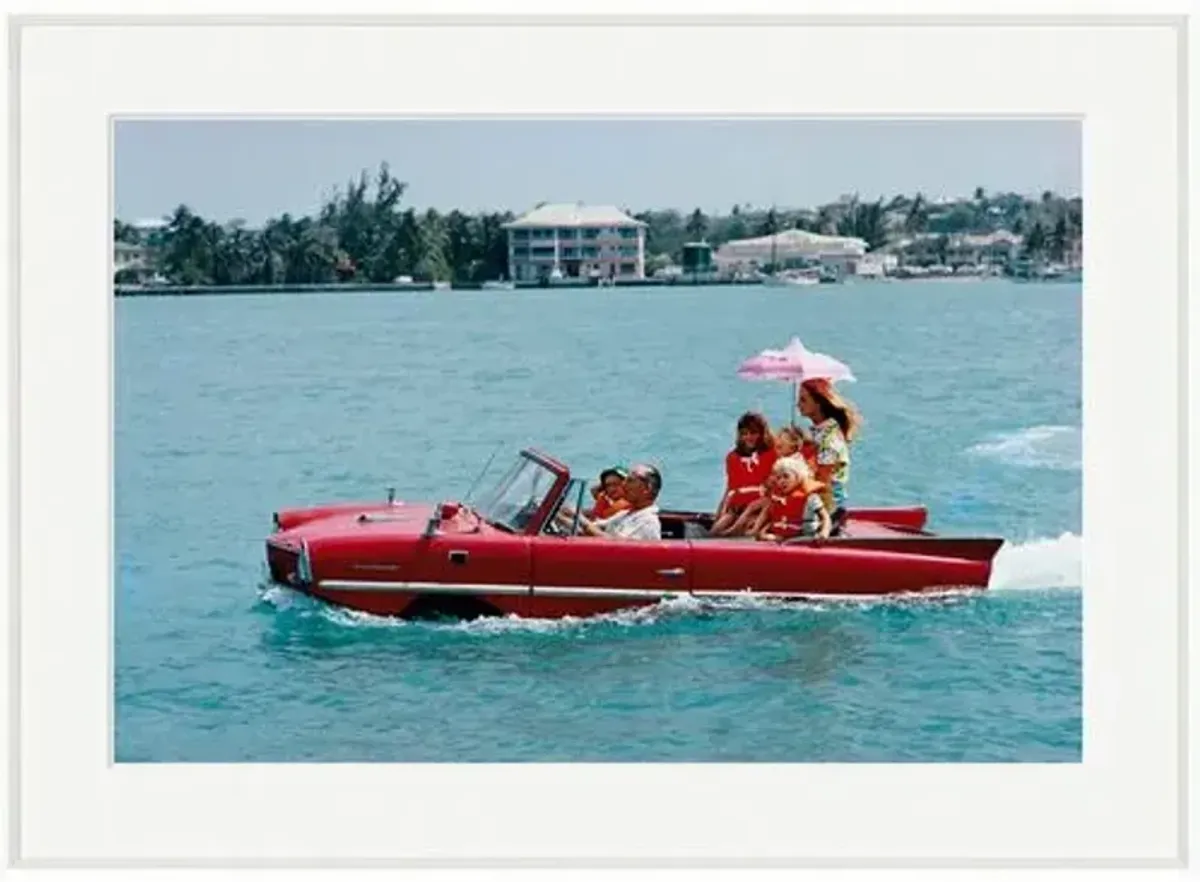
[
  {"left": 503, "top": 203, "right": 647, "bottom": 282},
  {"left": 714, "top": 228, "right": 869, "bottom": 277}
]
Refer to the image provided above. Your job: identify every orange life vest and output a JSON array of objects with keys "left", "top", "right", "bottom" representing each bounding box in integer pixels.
[
  {"left": 590, "top": 494, "right": 630, "bottom": 520},
  {"left": 766, "top": 488, "right": 814, "bottom": 539}
]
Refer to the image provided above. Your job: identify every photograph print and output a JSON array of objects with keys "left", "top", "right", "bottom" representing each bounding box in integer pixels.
[{"left": 114, "top": 118, "right": 1082, "bottom": 763}]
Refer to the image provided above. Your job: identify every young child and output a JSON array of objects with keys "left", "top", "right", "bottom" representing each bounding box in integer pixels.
[
  {"left": 754, "top": 457, "right": 831, "bottom": 541},
  {"left": 710, "top": 412, "right": 777, "bottom": 537},
  {"left": 585, "top": 467, "right": 631, "bottom": 519},
  {"left": 774, "top": 424, "right": 817, "bottom": 467}
]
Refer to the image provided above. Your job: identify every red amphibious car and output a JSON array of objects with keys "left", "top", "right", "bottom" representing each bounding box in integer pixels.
[{"left": 265, "top": 448, "right": 1004, "bottom": 620}]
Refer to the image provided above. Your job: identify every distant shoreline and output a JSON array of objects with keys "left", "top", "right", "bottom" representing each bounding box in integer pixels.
[
  {"left": 114, "top": 277, "right": 759, "bottom": 297},
  {"left": 113, "top": 274, "right": 1079, "bottom": 298}
]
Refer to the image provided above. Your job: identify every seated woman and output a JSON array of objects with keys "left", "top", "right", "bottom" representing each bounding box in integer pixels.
[
  {"left": 709, "top": 411, "right": 777, "bottom": 537},
  {"left": 753, "top": 457, "right": 831, "bottom": 541},
  {"left": 584, "top": 467, "right": 631, "bottom": 519},
  {"left": 722, "top": 424, "right": 804, "bottom": 533},
  {"left": 717, "top": 422, "right": 812, "bottom": 537},
  {"left": 796, "top": 377, "right": 862, "bottom": 535}
]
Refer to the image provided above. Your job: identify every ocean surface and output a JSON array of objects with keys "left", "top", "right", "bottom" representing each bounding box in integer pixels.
[{"left": 115, "top": 280, "right": 1082, "bottom": 762}]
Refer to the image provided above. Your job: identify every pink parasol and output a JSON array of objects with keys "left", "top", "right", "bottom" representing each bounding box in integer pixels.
[
  {"left": 737, "top": 337, "right": 856, "bottom": 384},
  {"left": 737, "top": 337, "right": 856, "bottom": 425}
]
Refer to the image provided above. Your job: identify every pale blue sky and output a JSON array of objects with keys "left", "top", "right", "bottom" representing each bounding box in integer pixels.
[{"left": 114, "top": 119, "right": 1080, "bottom": 225}]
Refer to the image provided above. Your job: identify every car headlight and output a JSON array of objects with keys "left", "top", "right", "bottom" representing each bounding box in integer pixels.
[{"left": 296, "top": 541, "right": 312, "bottom": 585}]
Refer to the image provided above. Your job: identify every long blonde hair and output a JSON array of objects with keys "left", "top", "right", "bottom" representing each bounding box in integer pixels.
[{"left": 801, "top": 378, "right": 863, "bottom": 443}]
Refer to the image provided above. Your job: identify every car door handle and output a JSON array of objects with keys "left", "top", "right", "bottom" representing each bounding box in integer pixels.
[
  {"left": 448, "top": 550, "right": 469, "bottom": 565},
  {"left": 656, "top": 567, "right": 686, "bottom": 578}
]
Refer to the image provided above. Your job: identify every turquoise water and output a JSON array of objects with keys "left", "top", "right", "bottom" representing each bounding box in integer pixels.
[{"left": 115, "top": 280, "right": 1082, "bottom": 762}]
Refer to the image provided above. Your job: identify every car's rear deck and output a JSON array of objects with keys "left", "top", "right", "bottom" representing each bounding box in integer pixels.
[{"left": 657, "top": 509, "right": 1001, "bottom": 563}]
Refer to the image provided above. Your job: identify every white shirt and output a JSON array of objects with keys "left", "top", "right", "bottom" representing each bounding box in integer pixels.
[{"left": 596, "top": 505, "right": 662, "bottom": 541}]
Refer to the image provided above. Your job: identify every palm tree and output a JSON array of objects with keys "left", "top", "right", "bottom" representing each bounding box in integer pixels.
[
  {"left": 1023, "top": 221, "right": 1048, "bottom": 259},
  {"left": 479, "top": 211, "right": 512, "bottom": 281},
  {"left": 444, "top": 210, "right": 474, "bottom": 281},
  {"left": 843, "top": 199, "right": 888, "bottom": 250},
  {"left": 685, "top": 208, "right": 708, "bottom": 241},
  {"left": 757, "top": 208, "right": 782, "bottom": 272},
  {"left": 814, "top": 205, "right": 837, "bottom": 235},
  {"left": 973, "top": 186, "right": 991, "bottom": 228},
  {"left": 113, "top": 218, "right": 139, "bottom": 244},
  {"left": 162, "top": 204, "right": 214, "bottom": 285},
  {"left": 1048, "top": 216, "right": 1069, "bottom": 262},
  {"left": 757, "top": 207, "right": 780, "bottom": 238},
  {"left": 415, "top": 209, "right": 451, "bottom": 282},
  {"left": 904, "top": 193, "right": 928, "bottom": 234}
]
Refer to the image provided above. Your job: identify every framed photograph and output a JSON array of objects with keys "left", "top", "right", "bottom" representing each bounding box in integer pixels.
[{"left": 7, "top": 8, "right": 1190, "bottom": 872}]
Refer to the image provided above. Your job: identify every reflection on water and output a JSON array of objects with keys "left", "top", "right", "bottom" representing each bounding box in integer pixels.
[{"left": 753, "top": 619, "right": 867, "bottom": 685}]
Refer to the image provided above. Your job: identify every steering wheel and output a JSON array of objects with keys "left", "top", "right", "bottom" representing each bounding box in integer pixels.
[{"left": 511, "top": 498, "right": 541, "bottom": 531}]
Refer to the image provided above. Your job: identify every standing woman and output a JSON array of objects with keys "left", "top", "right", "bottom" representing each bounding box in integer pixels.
[{"left": 796, "top": 377, "right": 862, "bottom": 534}]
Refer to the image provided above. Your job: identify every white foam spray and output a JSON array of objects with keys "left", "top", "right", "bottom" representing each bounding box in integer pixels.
[
  {"left": 989, "top": 532, "right": 1082, "bottom": 590},
  {"left": 968, "top": 425, "right": 1081, "bottom": 471}
]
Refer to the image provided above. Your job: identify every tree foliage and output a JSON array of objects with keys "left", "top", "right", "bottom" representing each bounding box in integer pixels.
[{"left": 120, "top": 166, "right": 1083, "bottom": 286}]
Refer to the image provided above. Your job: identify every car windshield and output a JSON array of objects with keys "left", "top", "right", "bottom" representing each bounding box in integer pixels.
[
  {"left": 543, "top": 478, "right": 588, "bottom": 536},
  {"left": 471, "top": 453, "right": 563, "bottom": 533}
]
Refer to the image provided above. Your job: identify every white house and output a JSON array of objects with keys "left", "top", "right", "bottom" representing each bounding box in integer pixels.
[
  {"left": 714, "top": 228, "right": 869, "bottom": 276},
  {"left": 886, "top": 230, "right": 1022, "bottom": 268},
  {"left": 114, "top": 241, "right": 148, "bottom": 273},
  {"left": 503, "top": 203, "right": 647, "bottom": 282},
  {"left": 114, "top": 219, "right": 169, "bottom": 282},
  {"left": 949, "top": 230, "right": 1023, "bottom": 266}
]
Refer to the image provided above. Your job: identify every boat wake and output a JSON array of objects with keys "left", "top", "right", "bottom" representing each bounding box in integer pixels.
[
  {"left": 967, "top": 425, "right": 1081, "bottom": 471},
  {"left": 256, "top": 584, "right": 722, "bottom": 633},
  {"left": 255, "top": 583, "right": 990, "bottom": 636},
  {"left": 988, "top": 532, "right": 1082, "bottom": 590}
]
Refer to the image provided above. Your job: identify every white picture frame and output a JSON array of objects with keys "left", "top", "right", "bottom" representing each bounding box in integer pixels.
[{"left": 5, "top": 6, "right": 1191, "bottom": 873}]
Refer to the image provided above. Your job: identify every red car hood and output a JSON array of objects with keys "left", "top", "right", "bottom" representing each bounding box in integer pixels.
[{"left": 271, "top": 500, "right": 497, "bottom": 546}]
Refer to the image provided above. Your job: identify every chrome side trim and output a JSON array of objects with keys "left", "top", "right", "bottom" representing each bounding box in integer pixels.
[
  {"left": 356, "top": 512, "right": 414, "bottom": 524},
  {"left": 318, "top": 580, "right": 530, "bottom": 596},
  {"left": 534, "top": 585, "right": 689, "bottom": 600},
  {"left": 310, "top": 579, "right": 926, "bottom": 601}
]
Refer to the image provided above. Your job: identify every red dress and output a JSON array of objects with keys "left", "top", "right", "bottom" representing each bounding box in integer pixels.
[
  {"left": 723, "top": 447, "right": 778, "bottom": 511},
  {"left": 765, "top": 488, "right": 814, "bottom": 540}
]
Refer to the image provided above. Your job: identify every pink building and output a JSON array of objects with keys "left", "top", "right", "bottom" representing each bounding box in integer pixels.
[{"left": 503, "top": 203, "right": 647, "bottom": 282}]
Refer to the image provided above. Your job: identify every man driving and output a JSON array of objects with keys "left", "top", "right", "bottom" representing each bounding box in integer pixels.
[{"left": 557, "top": 463, "right": 663, "bottom": 540}]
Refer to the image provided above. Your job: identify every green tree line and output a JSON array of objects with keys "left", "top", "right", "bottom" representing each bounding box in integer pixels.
[{"left": 115, "top": 163, "right": 1082, "bottom": 286}]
